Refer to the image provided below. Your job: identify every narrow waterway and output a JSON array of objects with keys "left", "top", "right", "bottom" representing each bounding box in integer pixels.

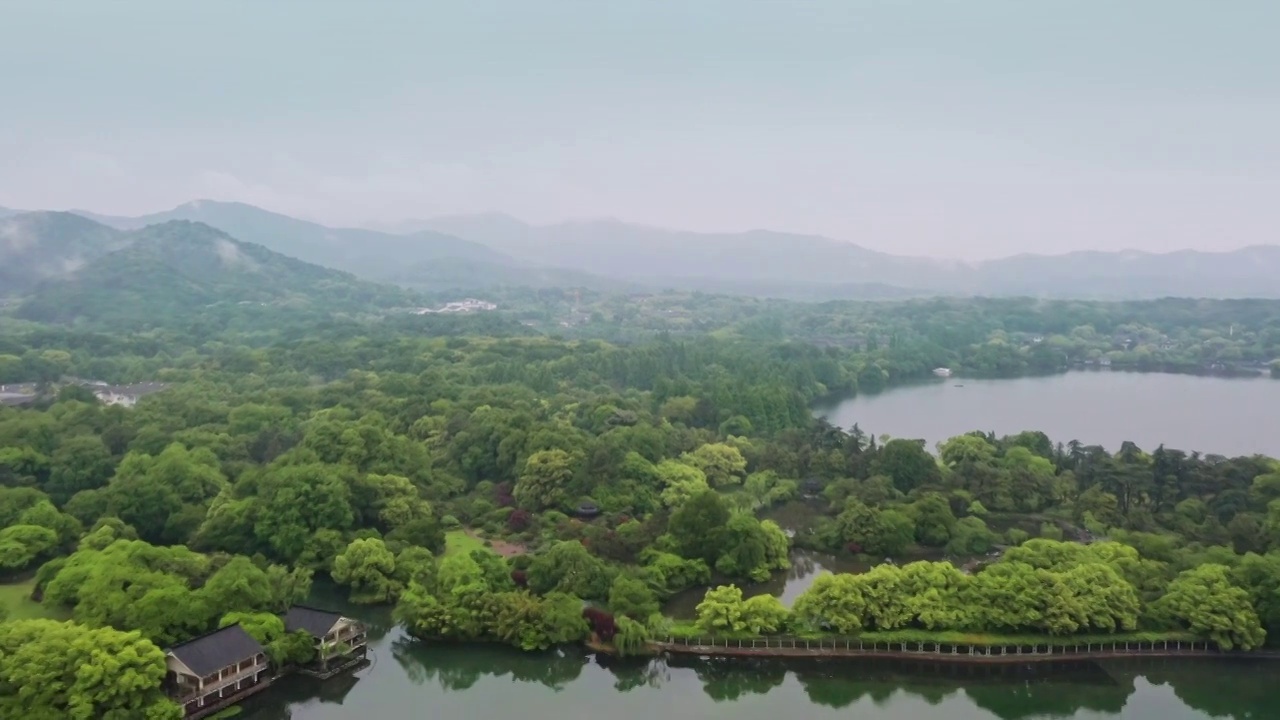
[
  {"left": 661, "top": 547, "right": 869, "bottom": 619},
  {"left": 661, "top": 499, "right": 986, "bottom": 619}
]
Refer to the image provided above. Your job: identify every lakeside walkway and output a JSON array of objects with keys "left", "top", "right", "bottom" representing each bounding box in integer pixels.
[{"left": 650, "top": 637, "right": 1280, "bottom": 664}]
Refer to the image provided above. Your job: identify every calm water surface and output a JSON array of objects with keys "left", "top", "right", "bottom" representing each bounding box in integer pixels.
[
  {"left": 240, "top": 581, "right": 1280, "bottom": 720},
  {"left": 814, "top": 371, "right": 1280, "bottom": 457},
  {"left": 241, "top": 629, "right": 1280, "bottom": 720}
]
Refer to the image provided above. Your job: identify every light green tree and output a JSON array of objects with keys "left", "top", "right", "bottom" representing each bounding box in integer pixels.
[
  {"left": 200, "top": 556, "right": 275, "bottom": 612},
  {"left": 0, "top": 524, "right": 59, "bottom": 571},
  {"left": 331, "top": 537, "right": 402, "bottom": 604},
  {"left": 656, "top": 460, "right": 711, "bottom": 508},
  {"left": 741, "top": 594, "right": 790, "bottom": 634},
  {"left": 514, "top": 449, "right": 577, "bottom": 511},
  {"left": 696, "top": 584, "right": 747, "bottom": 634},
  {"left": 681, "top": 443, "right": 748, "bottom": 487},
  {"left": 1156, "top": 564, "right": 1265, "bottom": 650},
  {"left": 0, "top": 619, "right": 182, "bottom": 720},
  {"left": 939, "top": 434, "right": 997, "bottom": 468},
  {"left": 792, "top": 573, "right": 867, "bottom": 634}
]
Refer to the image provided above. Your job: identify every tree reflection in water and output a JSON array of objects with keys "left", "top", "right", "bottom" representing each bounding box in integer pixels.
[
  {"left": 235, "top": 669, "right": 365, "bottom": 719},
  {"left": 692, "top": 658, "right": 787, "bottom": 701},
  {"left": 244, "top": 633, "right": 1280, "bottom": 720},
  {"left": 391, "top": 636, "right": 587, "bottom": 691},
  {"left": 389, "top": 638, "right": 1277, "bottom": 720},
  {"left": 1122, "top": 658, "right": 1279, "bottom": 719},
  {"left": 593, "top": 653, "right": 670, "bottom": 692}
]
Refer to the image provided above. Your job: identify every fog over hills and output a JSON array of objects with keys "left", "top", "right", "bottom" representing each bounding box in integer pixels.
[
  {"left": 10, "top": 217, "right": 414, "bottom": 325},
  {"left": 0, "top": 211, "right": 130, "bottom": 295},
  {"left": 74, "top": 200, "right": 621, "bottom": 293},
  {"left": 75, "top": 200, "right": 509, "bottom": 277},
  {"left": 8, "top": 200, "right": 1279, "bottom": 300},
  {"left": 406, "top": 213, "right": 1280, "bottom": 300},
  {"left": 970, "top": 246, "right": 1280, "bottom": 300}
]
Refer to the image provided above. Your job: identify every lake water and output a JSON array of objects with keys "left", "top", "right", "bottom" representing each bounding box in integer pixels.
[
  {"left": 239, "top": 578, "right": 1280, "bottom": 720},
  {"left": 241, "top": 626, "right": 1280, "bottom": 720},
  {"left": 813, "top": 371, "right": 1280, "bottom": 457}
]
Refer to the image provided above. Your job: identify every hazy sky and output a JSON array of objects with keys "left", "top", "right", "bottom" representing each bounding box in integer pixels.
[{"left": 1, "top": 1, "right": 1277, "bottom": 258}]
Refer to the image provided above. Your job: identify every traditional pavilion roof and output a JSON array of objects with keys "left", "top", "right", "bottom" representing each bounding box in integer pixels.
[
  {"left": 283, "top": 605, "right": 346, "bottom": 638},
  {"left": 167, "top": 624, "right": 264, "bottom": 677}
]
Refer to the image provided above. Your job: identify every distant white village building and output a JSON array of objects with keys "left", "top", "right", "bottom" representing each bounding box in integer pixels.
[
  {"left": 85, "top": 381, "right": 169, "bottom": 408},
  {"left": 0, "top": 384, "right": 37, "bottom": 407},
  {"left": 415, "top": 299, "right": 498, "bottom": 315},
  {"left": 1, "top": 380, "right": 168, "bottom": 408}
]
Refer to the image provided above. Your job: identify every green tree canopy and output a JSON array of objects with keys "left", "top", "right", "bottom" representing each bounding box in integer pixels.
[
  {"left": 332, "top": 537, "right": 402, "bottom": 604},
  {"left": 1155, "top": 564, "right": 1265, "bottom": 650},
  {"left": 514, "top": 449, "right": 578, "bottom": 511},
  {"left": 0, "top": 619, "right": 182, "bottom": 720},
  {"left": 872, "top": 439, "right": 941, "bottom": 493},
  {"left": 680, "top": 443, "right": 748, "bottom": 487},
  {"left": 527, "top": 540, "right": 615, "bottom": 600},
  {"left": 667, "top": 489, "right": 731, "bottom": 563}
]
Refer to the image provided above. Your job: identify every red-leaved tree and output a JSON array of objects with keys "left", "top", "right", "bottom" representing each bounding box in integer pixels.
[
  {"left": 507, "top": 509, "right": 532, "bottom": 532},
  {"left": 582, "top": 607, "right": 618, "bottom": 641}
]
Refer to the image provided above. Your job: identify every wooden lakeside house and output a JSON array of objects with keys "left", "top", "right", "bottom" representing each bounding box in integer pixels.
[
  {"left": 164, "top": 624, "right": 271, "bottom": 718},
  {"left": 284, "top": 605, "right": 369, "bottom": 674}
]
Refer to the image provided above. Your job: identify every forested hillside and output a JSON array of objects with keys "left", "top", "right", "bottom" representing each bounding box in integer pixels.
[
  {"left": 75, "top": 200, "right": 613, "bottom": 292},
  {"left": 484, "top": 290, "right": 1280, "bottom": 379},
  {"left": 14, "top": 220, "right": 417, "bottom": 326},
  {"left": 0, "top": 212, "right": 127, "bottom": 296}
]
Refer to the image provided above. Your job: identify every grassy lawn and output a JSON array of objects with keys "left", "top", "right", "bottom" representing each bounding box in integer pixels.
[
  {"left": 0, "top": 579, "right": 64, "bottom": 621},
  {"left": 443, "top": 530, "right": 488, "bottom": 557}
]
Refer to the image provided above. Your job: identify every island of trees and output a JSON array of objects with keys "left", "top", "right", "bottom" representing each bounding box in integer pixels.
[{"left": 3, "top": 237, "right": 1280, "bottom": 717}]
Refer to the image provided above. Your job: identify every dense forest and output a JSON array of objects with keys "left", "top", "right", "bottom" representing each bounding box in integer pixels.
[
  {"left": 2, "top": 295, "right": 1280, "bottom": 717},
  {"left": 495, "top": 291, "right": 1280, "bottom": 377},
  {"left": 9, "top": 291, "right": 1280, "bottom": 389}
]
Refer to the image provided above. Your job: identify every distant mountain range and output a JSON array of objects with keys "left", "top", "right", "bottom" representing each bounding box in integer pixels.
[
  {"left": 69, "top": 201, "right": 614, "bottom": 292},
  {"left": 5, "top": 199, "right": 1279, "bottom": 300},
  {"left": 964, "top": 247, "right": 1280, "bottom": 299},
  {"left": 406, "top": 214, "right": 1280, "bottom": 300},
  {"left": 1, "top": 213, "right": 414, "bottom": 325},
  {"left": 400, "top": 214, "right": 948, "bottom": 297}
]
